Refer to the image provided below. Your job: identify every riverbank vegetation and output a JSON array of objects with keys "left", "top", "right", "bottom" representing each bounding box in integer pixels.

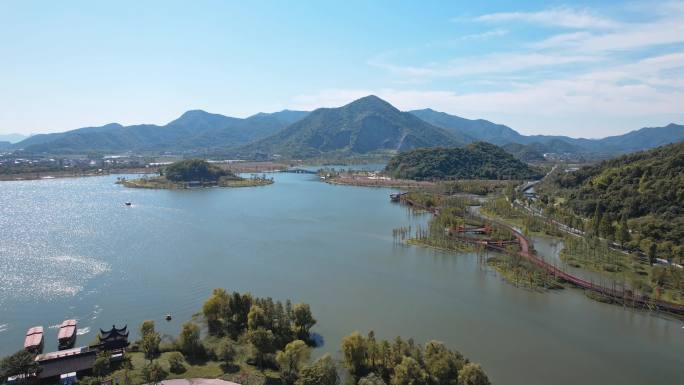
[
  {"left": 7, "top": 289, "right": 488, "bottom": 385},
  {"left": 560, "top": 235, "right": 683, "bottom": 305},
  {"left": 486, "top": 254, "right": 564, "bottom": 291},
  {"left": 481, "top": 197, "right": 563, "bottom": 238},
  {"left": 399, "top": 191, "right": 561, "bottom": 291},
  {"left": 481, "top": 194, "right": 683, "bottom": 304},
  {"left": 341, "top": 331, "right": 490, "bottom": 385},
  {"left": 119, "top": 159, "right": 273, "bottom": 189}
]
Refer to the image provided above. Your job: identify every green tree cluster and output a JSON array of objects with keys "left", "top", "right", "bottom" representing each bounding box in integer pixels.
[
  {"left": 340, "top": 331, "right": 486, "bottom": 385},
  {"left": 385, "top": 142, "right": 543, "bottom": 181},
  {"left": 0, "top": 350, "right": 40, "bottom": 383},
  {"left": 295, "top": 354, "right": 340, "bottom": 385},
  {"left": 202, "top": 289, "right": 317, "bottom": 369},
  {"left": 164, "top": 159, "right": 237, "bottom": 182}
]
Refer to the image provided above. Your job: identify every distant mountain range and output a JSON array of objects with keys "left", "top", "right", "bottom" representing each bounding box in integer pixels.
[
  {"left": 12, "top": 110, "right": 307, "bottom": 154},
  {"left": 410, "top": 108, "right": 684, "bottom": 156},
  {"left": 7, "top": 95, "right": 684, "bottom": 158},
  {"left": 0, "top": 133, "right": 27, "bottom": 143},
  {"left": 236, "top": 95, "right": 463, "bottom": 158}
]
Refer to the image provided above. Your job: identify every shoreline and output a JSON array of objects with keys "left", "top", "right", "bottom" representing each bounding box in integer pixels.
[
  {"left": 324, "top": 174, "right": 436, "bottom": 188},
  {"left": 0, "top": 167, "right": 157, "bottom": 182},
  {"left": 118, "top": 176, "right": 274, "bottom": 190},
  {"left": 0, "top": 162, "right": 291, "bottom": 182}
]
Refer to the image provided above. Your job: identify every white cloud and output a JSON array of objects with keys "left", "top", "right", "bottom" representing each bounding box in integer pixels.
[
  {"left": 293, "top": 50, "right": 684, "bottom": 138},
  {"left": 369, "top": 52, "right": 602, "bottom": 79},
  {"left": 475, "top": 7, "right": 620, "bottom": 29},
  {"left": 359, "top": 2, "right": 684, "bottom": 137},
  {"left": 460, "top": 28, "right": 509, "bottom": 41},
  {"left": 475, "top": 6, "right": 620, "bottom": 29},
  {"left": 535, "top": 19, "right": 684, "bottom": 52}
]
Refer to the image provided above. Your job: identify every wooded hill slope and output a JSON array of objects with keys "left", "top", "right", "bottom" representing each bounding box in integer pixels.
[
  {"left": 236, "top": 95, "right": 464, "bottom": 158},
  {"left": 541, "top": 141, "right": 684, "bottom": 257},
  {"left": 384, "top": 142, "right": 543, "bottom": 180}
]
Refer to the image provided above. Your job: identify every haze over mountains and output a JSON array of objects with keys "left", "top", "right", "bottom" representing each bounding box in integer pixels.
[
  {"left": 0, "top": 133, "right": 27, "bottom": 143},
  {"left": 7, "top": 95, "right": 684, "bottom": 158}
]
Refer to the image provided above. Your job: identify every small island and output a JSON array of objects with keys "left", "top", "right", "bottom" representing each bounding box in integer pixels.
[{"left": 118, "top": 159, "right": 273, "bottom": 189}]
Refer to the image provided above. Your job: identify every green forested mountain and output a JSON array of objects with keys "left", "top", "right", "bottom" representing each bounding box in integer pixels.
[
  {"left": 501, "top": 143, "right": 545, "bottom": 162},
  {"left": 13, "top": 110, "right": 308, "bottom": 154},
  {"left": 541, "top": 141, "right": 684, "bottom": 256},
  {"left": 384, "top": 142, "right": 543, "bottom": 180},
  {"left": 237, "top": 95, "right": 463, "bottom": 158},
  {"left": 410, "top": 108, "right": 522, "bottom": 145},
  {"left": 501, "top": 140, "right": 585, "bottom": 161},
  {"left": 7, "top": 96, "right": 683, "bottom": 158},
  {"left": 411, "top": 108, "right": 684, "bottom": 155}
]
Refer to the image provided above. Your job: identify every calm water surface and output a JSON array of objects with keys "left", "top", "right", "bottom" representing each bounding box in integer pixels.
[{"left": 0, "top": 173, "right": 682, "bottom": 385}]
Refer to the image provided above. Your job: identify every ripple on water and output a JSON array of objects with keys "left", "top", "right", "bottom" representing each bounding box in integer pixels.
[{"left": 0, "top": 254, "right": 110, "bottom": 304}]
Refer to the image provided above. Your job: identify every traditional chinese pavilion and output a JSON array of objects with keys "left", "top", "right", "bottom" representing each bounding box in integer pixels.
[{"left": 97, "top": 325, "right": 130, "bottom": 351}]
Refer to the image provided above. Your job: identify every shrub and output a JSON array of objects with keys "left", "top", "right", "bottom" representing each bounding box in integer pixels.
[{"left": 167, "top": 352, "right": 186, "bottom": 374}]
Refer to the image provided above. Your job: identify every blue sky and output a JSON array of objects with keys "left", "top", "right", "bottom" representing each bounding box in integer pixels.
[{"left": 1, "top": 0, "right": 683, "bottom": 138}]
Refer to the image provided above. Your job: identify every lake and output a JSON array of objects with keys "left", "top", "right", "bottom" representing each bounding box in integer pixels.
[{"left": 0, "top": 173, "right": 682, "bottom": 385}]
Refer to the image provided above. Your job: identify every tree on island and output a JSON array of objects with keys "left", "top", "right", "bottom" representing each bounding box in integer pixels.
[{"left": 164, "top": 159, "right": 237, "bottom": 182}]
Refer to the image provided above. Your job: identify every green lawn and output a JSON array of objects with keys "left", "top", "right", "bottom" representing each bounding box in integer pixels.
[{"left": 108, "top": 349, "right": 280, "bottom": 385}]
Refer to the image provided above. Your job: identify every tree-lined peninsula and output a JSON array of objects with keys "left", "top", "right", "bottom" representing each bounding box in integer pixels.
[{"left": 120, "top": 159, "right": 273, "bottom": 189}]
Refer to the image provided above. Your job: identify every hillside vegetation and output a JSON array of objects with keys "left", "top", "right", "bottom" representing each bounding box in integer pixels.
[
  {"left": 540, "top": 141, "right": 684, "bottom": 259},
  {"left": 8, "top": 95, "right": 683, "bottom": 158},
  {"left": 384, "top": 142, "right": 543, "bottom": 180},
  {"left": 412, "top": 108, "right": 684, "bottom": 155},
  {"left": 235, "top": 95, "right": 464, "bottom": 158},
  {"left": 13, "top": 110, "right": 307, "bottom": 154}
]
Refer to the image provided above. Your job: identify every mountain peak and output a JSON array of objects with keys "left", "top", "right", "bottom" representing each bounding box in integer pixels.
[
  {"left": 177, "top": 109, "right": 212, "bottom": 119},
  {"left": 168, "top": 109, "right": 235, "bottom": 127},
  {"left": 343, "top": 95, "right": 399, "bottom": 113}
]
